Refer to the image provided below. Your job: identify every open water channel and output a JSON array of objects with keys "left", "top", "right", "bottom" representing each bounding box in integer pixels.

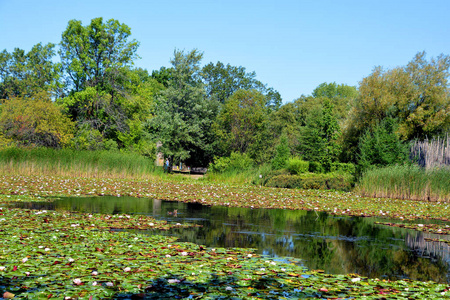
[{"left": 16, "top": 196, "right": 450, "bottom": 283}]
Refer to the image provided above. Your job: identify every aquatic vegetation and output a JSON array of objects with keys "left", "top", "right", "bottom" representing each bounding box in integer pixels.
[
  {"left": 1, "top": 175, "right": 450, "bottom": 222},
  {"left": 0, "top": 205, "right": 449, "bottom": 298},
  {"left": 1, "top": 176, "right": 450, "bottom": 298}
]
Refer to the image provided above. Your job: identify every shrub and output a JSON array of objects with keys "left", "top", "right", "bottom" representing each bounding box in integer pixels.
[
  {"left": 209, "top": 152, "right": 254, "bottom": 173},
  {"left": 265, "top": 172, "right": 354, "bottom": 191},
  {"left": 71, "top": 124, "right": 104, "bottom": 151},
  {"left": 287, "top": 158, "right": 309, "bottom": 175},
  {"left": 330, "top": 162, "right": 356, "bottom": 175},
  {"left": 265, "top": 174, "right": 304, "bottom": 189},
  {"left": 309, "top": 161, "right": 324, "bottom": 173},
  {"left": 259, "top": 168, "right": 290, "bottom": 186},
  {"left": 0, "top": 92, "right": 74, "bottom": 148}
]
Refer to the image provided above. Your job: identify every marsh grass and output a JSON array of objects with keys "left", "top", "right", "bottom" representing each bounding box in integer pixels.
[
  {"left": 0, "top": 147, "right": 161, "bottom": 179},
  {"left": 203, "top": 164, "right": 272, "bottom": 185},
  {"left": 357, "top": 164, "right": 450, "bottom": 202},
  {"left": 203, "top": 169, "right": 255, "bottom": 185}
]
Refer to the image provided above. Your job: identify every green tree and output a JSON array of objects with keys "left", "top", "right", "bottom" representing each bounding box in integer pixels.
[
  {"left": 312, "top": 82, "right": 358, "bottom": 122},
  {"left": 271, "top": 131, "right": 290, "bottom": 170},
  {"left": 59, "top": 17, "right": 139, "bottom": 95},
  {"left": 116, "top": 68, "right": 163, "bottom": 156},
  {"left": 146, "top": 49, "right": 218, "bottom": 168},
  {"left": 358, "top": 118, "right": 409, "bottom": 172},
  {"left": 151, "top": 66, "right": 174, "bottom": 88},
  {"left": 215, "top": 89, "right": 270, "bottom": 162},
  {"left": 312, "top": 82, "right": 358, "bottom": 99},
  {"left": 201, "top": 61, "right": 282, "bottom": 109},
  {"left": 298, "top": 99, "right": 341, "bottom": 171},
  {"left": 0, "top": 43, "right": 62, "bottom": 99},
  {"left": 267, "top": 101, "right": 303, "bottom": 156},
  {"left": 0, "top": 92, "right": 74, "bottom": 147},
  {"left": 58, "top": 18, "right": 161, "bottom": 150},
  {"left": 57, "top": 87, "right": 124, "bottom": 141}
]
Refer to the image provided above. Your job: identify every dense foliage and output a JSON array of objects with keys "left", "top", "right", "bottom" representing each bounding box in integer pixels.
[{"left": 1, "top": 17, "right": 449, "bottom": 188}]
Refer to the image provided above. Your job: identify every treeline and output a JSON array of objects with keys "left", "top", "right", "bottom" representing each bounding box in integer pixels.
[{"left": 0, "top": 17, "right": 449, "bottom": 184}]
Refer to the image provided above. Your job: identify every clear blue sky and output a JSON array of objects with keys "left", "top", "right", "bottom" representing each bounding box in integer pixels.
[{"left": 1, "top": 0, "right": 449, "bottom": 103}]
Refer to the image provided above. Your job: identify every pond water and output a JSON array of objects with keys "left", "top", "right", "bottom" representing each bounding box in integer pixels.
[{"left": 16, "top": 196, "right": 450, "bottom": 283}]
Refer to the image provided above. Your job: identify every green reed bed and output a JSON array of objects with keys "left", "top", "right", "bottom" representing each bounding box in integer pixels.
[
  {"left": 357, "top": 164, "right": 450, "bottom": 202},
  {"left": 0, "top": 147, "right": 159, "bottom": 179}
]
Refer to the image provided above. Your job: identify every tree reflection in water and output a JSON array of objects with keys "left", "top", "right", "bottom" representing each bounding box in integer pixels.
[{"left": 16, "top": 195, "right": 450, "bottom": 282}]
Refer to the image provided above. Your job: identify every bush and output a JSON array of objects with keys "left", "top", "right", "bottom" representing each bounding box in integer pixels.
[
  {"left": 287, "top": 158, "right": 309, "bottom": 174},
  {"left": 330, "top": 162, "right": 356, "bottom": 175},
  {"left": 309, "top": 161, "right": 324, "bottom": 173},
  {"left": 265, "top": 174, "right": 304, "bottom": 189},
  {"left": 259, "top": 168, "right": 290, "bottom": 186},
  {"left": 71, "top": 124, "right": 104, "bottom": 151},
  {"left": 265, "top": 172, "right": 354, "bottom": 191},
  {"left": 209, "top": 152, "right": 254, "bottom": 173}
]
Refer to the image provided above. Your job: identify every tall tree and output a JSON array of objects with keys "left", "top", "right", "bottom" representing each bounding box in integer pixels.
[
  {"left": 0, "top": 43, "right": 62, "bottom": 99},
  {"left": 311, "top": 82, "right": 358, "bottom": 122},
  {"left": 356, "top": 52, "right": 449, "bottom": 140},
  {"left": 298, "top": 99, "right": 341, "bottom": 170},
  {"left": 58, "top": 18, "right": 145, "bottom": 147},
  {"left": 201, "top": 61, "right": 282, "bottom": 109},
  {"left": 146, "top": 49, "right": 218, "bottom": 167},
  {"left": 312, "top": 82, "right": 358, "bottom": 99},
  {"left": 59, "top": 17, "right": 139, "bottom": 96},
  {"left": 215, "top": 89, "right": 271, "bottom": 162},
  {"left": 151, "top": 66, "right": 174, "bottom": 88}
]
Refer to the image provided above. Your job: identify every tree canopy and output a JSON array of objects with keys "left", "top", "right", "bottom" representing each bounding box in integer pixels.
[
  {"left": 0, "top": 17, "right": 448, "bottom": 172},
  {"left": 146, "top": 49, "right": 218, "bottom": 167}
]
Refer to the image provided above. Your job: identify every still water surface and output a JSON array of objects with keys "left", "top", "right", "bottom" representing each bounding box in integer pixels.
[{"left": 17, "top": 196, "right": 450, "bottom": 283}]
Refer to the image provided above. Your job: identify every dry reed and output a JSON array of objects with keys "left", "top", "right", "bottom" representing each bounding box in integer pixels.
[{"left": 410, "top": 134, "right": 450, "bottom": 169}]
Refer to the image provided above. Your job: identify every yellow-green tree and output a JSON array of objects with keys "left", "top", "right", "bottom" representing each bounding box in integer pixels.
[
  {"left": 0, "top": 92, "right": 74, "bottom": 147},
  {"left": 342, "top": 52, "right": 450, "bottom": 162},
  {"left": 358, "top": 52, "right": 449, "bottom": 139}
]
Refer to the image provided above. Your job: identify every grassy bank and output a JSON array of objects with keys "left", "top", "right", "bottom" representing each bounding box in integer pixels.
[
  {"left": 357, "top": 164, "right": 450, "bottom": 202},
  {"left": 0, "top": 147, "right": 161, "bottom": 180}
]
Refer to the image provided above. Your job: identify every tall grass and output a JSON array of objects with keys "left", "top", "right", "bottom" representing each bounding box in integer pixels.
[
  {"left": 203, "top": 164, "right": 272, "bottom": 186},
  {"left": 357, "top": 164, "right": 450, "bottom": 202},
  {"left": 0, "top": 147, "right": 162, "bottom": 179},
  {"left": 204, "top": 169, "right": 257, "bottom": 185}
]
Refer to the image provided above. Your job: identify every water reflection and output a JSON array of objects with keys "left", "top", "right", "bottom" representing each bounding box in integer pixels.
[{"left": 14, "top": 196, "right": 450, "bottom": 282}]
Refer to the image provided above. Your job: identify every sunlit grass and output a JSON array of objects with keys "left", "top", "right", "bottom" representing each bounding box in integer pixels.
[
  {"left": 0, "top": 147, "right": 161, "bottom": 180},
  {"left": 203, "top": 164, "right": 270, "bottom": 186},
  {"left": 356, "top": 164, "right": 450, "bottom": 202}
]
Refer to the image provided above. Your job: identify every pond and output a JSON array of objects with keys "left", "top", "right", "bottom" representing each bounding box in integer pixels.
[{"left": 16, "top": 195, "right": 450, "bottom": 283}]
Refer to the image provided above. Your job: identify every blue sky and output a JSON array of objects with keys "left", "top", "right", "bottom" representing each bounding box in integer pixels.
[{"left": 1, "top": 0, "right": 449, "bottom": 103}]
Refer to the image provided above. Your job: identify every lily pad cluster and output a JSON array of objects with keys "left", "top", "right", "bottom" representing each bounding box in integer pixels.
[
  {"left": 0, "top": 205, "right": 449, "bottom": 299},
  {"left": 376, "top": 221, "right": 450, "bottom": 235},
  {"left": 1, "top": 176, "right": 450, "bottom": 298},
  {"left": 1, "top": 175, "right": 450, "bottom": 223}
]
